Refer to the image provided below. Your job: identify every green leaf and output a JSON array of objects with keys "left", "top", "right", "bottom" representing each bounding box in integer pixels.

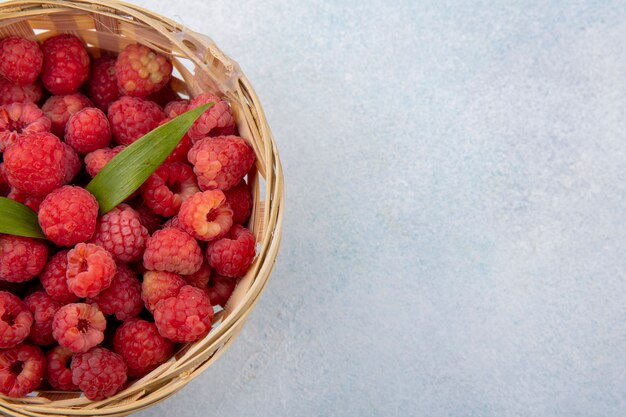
[
  {"left": 87, "top": 103, "right": 212, "bottom": 214},
  {"left": 0, "top": 197, "right": 46, "bottom": 239}
]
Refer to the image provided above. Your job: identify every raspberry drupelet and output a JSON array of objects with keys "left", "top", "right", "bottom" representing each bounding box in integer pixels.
[
  {"left": 0, "top": 37, "right": 43, "bottom": 85},
  {"left": 41, "top": 34, "right": 90, "bottom": 95},
  {"left": 108, "top": 96, "right": 164, "bottom": 145},
  {"left": 153, "top": 285, "right": 214, "bottom": 343},
  {"left": 0, "top": 102, "right": 51, "bottom": 152},
  {"left": 206, "top": 224, "right": 256, "bottom": 277},
  {"left": 87, "top": 57, "right": 120, "bottom": 110},
  {"left": 143, "top": 228, "right": 203, "bottom": 275},
  {"left": 66, "top": 243, "right": 116, "bottom": 298},
  {"left": 65, "top": 107, "right": 111, "bottom": 154},
  {"left": 89, "top": 263, "right": 143, "bottom": 321},
  {"left": 24, "top": 291, "right": 61, "bottom": 346},
  {"left": 113, "top": 319, "right": 173, "bottom": 377},
  {"left": 90, "top": 204, "right": 149, "bottom": 263},
  {"left": 0, "top": 291, "right": 33, "bottom": 348},
  {"left": 207, "top": 275, "right": 237, "bottom": 307},
  {"left": 42, "top": 93, "right": 92, "bottom": 136},
  {"left": 224, "top": 180, "right": 253, "bottom": 225},
  {"left": 141, "top": 270, "right": 185, "bottom": 313},
  {"left": 71, "top": 347, "right": 127, "bottom": 400},
  {"left": 0, "top": 343, "right": 45, "bottom": 397},
  {"left": 46, "top": 345, "right": 78, "bottom": 391},
  {"left": 84, "top": 145, "right": 125, "bottom": 177},
  {"left": 39, "top": 251, "right": 79, "bottom": 304},
  {"left": 187, "top": 93, "right": 236, "bottom": 142},
  {"left": 177, "top": 190, "right": 233, "bottom": 241},
  {"left": 0, "top": 77, "right": 42, "bottom": 105},
  {"left": 115, "top": 43, "right": 172, "bottom": 98},
  {"left": 140, "top": 162, "right": 199, "bottom": 217},
  {"left": 0, "top": 235, "right": 48, "bottom": 283},
  {"left": 52, "top": 303, "right": 106, "bottom": 353}
]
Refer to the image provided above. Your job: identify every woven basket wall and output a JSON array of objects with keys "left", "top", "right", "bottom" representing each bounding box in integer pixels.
[{"left": 0, "top": 1, "right": 284, "bottom": 415}]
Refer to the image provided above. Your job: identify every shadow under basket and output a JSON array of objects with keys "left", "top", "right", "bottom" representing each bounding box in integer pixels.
[{"left": 0, "top": 1, "right": 284, "bottom": 415}]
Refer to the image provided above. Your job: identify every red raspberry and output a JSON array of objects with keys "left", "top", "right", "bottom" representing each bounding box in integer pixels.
[
  {"left": 89, "top": 263, "right": 142, "bottom": 321},
  {"left": 130, "top": 200, "right": 163, "bottom": 234},
  {"left": 0, "top": 343, "right": 45, "bottom": 397},
  {"left": 40, "top": 251, "right": 79, "bottom": 304},
  {"left": 87, "top": 57, "right": 120, "bottom": 111},
  {"left": 207, "top": 275, "right": 237, "bottom": 307},
  {"left": 141, "top": 271, "right": 185, "bottom": 313},
  {"left": 23, "top": 291, "right": 61, "bottom": 346},
  {"left": 143, "top": 228, "right": 203, "bottom": 275},
  {"left": 65, "top": 107, "right": 111, "bottom": 154},
  {"left": 158, "top": 117, "right": 192, "bottom": 164},
  {"left": 71, "top": 347, "right": 127, "bottom": 400},
  {"left": 147, "top": 83, "right": 179, "bottom": 107},
  {"left": 161, "top": 215, "right": 185, "bottom": 231},
  {"left": 0, "top": 291, "right": 32, "bottom": 348},
  {"left": 177, "top": 190, "right": 233, "bottom": 241},
  {"left": 113, "top": 319, "right": 173, "bottom": 377},
  {"left": 140, "top": 163, "right": 199, "bottom": 217},
  {"left": 108, "top": 96, "right": 164, "bottom": 145},
  {"left": 42, "top": 93, "right": 92, "bottom": 136},
  {"left": 153, "top": 285, "right": 213, "bottom": 343},
  {"left": 187, "top": 93, "right": 236, "bottom": 142},
  {"left": 52, "top": 303, "right": 106, "bottom": 353},
  {"left": 0, "top": 235, "right": 48, "bottom": 283},
  {"left": 188, "top": 135, "right": 255, "bottom": 191},
  {"left": 90, "top": 204, "right": 149, "bottom": 263},
  {"left": 0, "top": 37, "right": 42, "bottom": 85},
  {"left": 163, "top": 99, "right": 189, "bottom": 118},
  {"left": 38, "top": 186, "right": 99, "bottom": 247},
  {"left": 46, "top": 345, "right": 77, "bottom": 391},
  {"left": 7, "top": 189, "right": 43, "bottom": 212},
  {"left": 224, "top": 180, "right": 253, "bottom": 225},
  {"left": 0, "top": 77, "right": 42, "bottom": 105},
  {"left": 41, "top": 34, "right": 90, "bottom": 95},
  {"left": 0, "top": 102, "right": 51, "bottom": 152},
  {"left": 183, "top": 259, "right": 211, "bottom": 289},
  {"left": 206, "top": 225, "right": 256, "bottom": 277},
  {"left": 84, "top": 145, "right": 125, "bottom": 177},
  {"left": 66, "top": 243, "right": 116, "bottom": 298},
  {"left": 115, "top": 44, "right": 172, "bottom": 98}
]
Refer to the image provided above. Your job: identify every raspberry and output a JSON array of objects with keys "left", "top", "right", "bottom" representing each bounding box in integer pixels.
[
  {"left": 66, "top": 243, "right": 116, "bottom": 298},
  {"left": 224, "top": 180, "right": 253, "bottom": 225},
  {"left": 158, "top": 117, "right": 192, "bottom": 164},
  {"left": 39, "top": 251, "right": 79, "bottom": 304},
  {"left": 62, "top": 143, "right": 82, "bottom": 184},
  {"left": 65, "top": 107, "right": 111, "bottom": 154},
  {"left": 188, "top": 135, "right": 255, "bottom": 191},
  {"left": 7, "top": 189, "right": 43, "bottom": 212},
  {"left": 52, "top": 303, "right": 106, "bottom": 353},
  {"left": 113, "top": 319, "right": 173, "bottom": 377},
  {"left": 0, "top": 343, "right": 45, "bottom": 397},
  {"left": 87, "top": 57, "right": 120, "bottom": 111},
  {"left": 143, "top": 228, "right": 203, "bottom": 275},
  {"left": 206, "top": 225, "right": 256, "bottom": 277},
  {"left": 71, "top": 347, "right": 127, "bottom": 400},
  {"left": 41, "top": 34, "right": 90, "bottom": 95},
  {"left": 0, "top": 291, "right": 32, "bottom": 348},
  {"left": 183, "top": 259, "right": 211, "bottom": 289},
  {"left": 177, "top": 190, "right": 233, "bottom": 241},
  {"left": 130, "top": 201, "right": 163, "bottom": 234},
  {"left": 187, "top": 93, "right": 236, "bottom": 142},
  {"left": 0, "top": 102, "right": 51, "bottom": 152},
  {"left": 0, "top": 235, "right": 48, "bottom": 283},
  {"left": 108, "top": 96, "right": 164, "bottom": 145},
  {"left": 0, "top": 77, "right": 42, "bottom": 105},
  {"left": 45, "top": 345, "right": 77, "bottom": 391},
  {"left": 38, "top": 186, "right": 99, "bottom": 247},
  {"left": 84, "top": 145, "right": 124, "bottom": 177},
  {"left": 0, "top": 37, "right": 42, "bottom": 86},
  {"left": 161, "top": 216, "right": 185, "bottom": 231},
  {"left": 115, "top": 44, "right": 172, "bottom": 98},
  {"left": 140, "top": 163, "right": 199, "bottom": 217},
  {"left": 23, "top": 291, "right": 61, "bottom": 346},
  {"left": 141, "top": 271, "right": 185, "bottom": 313},
  {"left": 153, "top": 285, "right": 213, "bottom": 343},
  {"left": 90, "top": 204, "right": 149, "bottom": 263},
  {"left": 89, "top": 264, "right": 142, "bottom": 321},
  {"left": 207, "top": 275, "right": 237, "bottom": 307},
  {"left": 0, "top": 165, "right": 8, "bottom": 197},
  {"left": 163, "top": 99, "right": 189, "bottom": 118},
  {"left": 42, "top": 93, "right": 92, "bottom": 136}
]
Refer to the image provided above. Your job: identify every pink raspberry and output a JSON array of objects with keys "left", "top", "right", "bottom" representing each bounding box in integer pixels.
[
  {"left": 183, "top": 259, "right": 211, "bottom": 289},
  {"left": 0, "top": 77, "right": 42, "bottom": 105},
  {"left": 90, "top": 204, "right": 149, "bottom": 263},
  {"left": 108, "top": 96, "right": 164, "bottom": 145},
  {"left": 115, "top": 43, "right": 172, "bottom": 98},
  {"left": 40, "top": 251, "right": 79, "bottom": 304},
  {"left": 89, "top": 263, "right": 142, "bottom": 321},
  {"left": 207, "top": 275, "right": 237, "bottom": 307},
  {"left": 65, "top": 107, "right": 111, "bottom": 154},
  {"left": 52, "top": 303, "right": 106, "bottom": 353},
  {"left": 140, "top": 163, "right": 199, "bottom": 217},
  {"left": 23, "top": 291, "right": 61, "bottom": 346},
  {"left": 46, "top": 345, "right": 77, "bottom": 391},
  {"left": 62, "top": 143, "right": 82, "bottom": 184},
  {"left": 187, "top": 93, "right": 236, "bottom": 142},
  {"left": 0, "top": 235, "right": 48, "bottom": 283},
  {"left": 0, "top": 37, "right": 43, "bottom": 85},
  {"left": 0, "top": 102, "right": 51, "bottom": 152},
  {"left": 113, "top": 319, "right": 173, "bottom": 377},
  {"left": 42, "top": 93, "right": 92, "bottom": 136},
  {"left": 87, "top": 57, "right": 120, "bottom": 111},
  {"left": 188, "top": 135, "right": 255, "bottom": 191},
  {"left": 0, "top": 343, "right": 45, "bottom": 397},
  {"left": 71, "top": 347, "right": 127, "bottom": 400},
  {"left": 153, "top": 285, "right": 213, "bottom": 343},
  {"left": 177, "top": 190, "right": 233, "bottom": 241},
  {"left": 143, "top": 228, "right": 203, "bottom": 275},
  {"left": 224, "top": 180, "right": 253, "bottom": 225},
  {"left": 41, "top": 34, "right": 90, "bottom": 95},
  {"left": 66, "top": 243, "right": 116, "bottom": 298},
  {"left": 84, "top": 145, "right": 125, "bottom": 177},
  {"left": 206, "top": 225, "right": 256, "bottom": 277},
  {"left": 141, "top": 271, "right": 185, "bottom": 313},
  {"left": 130, "top": 200, "right": 163, "bottom": 234},
  {"left": 163, "top": 99, "right": 189, "bottom": 118},
  {"left": 38, "top": 186, "right": 99, "bottom": 247},
  {"left": 7, "top": 188, "right": 43, "bottom": 212},
  {"left": 0, "top": 291, "right": 33, "bottom": 348}
]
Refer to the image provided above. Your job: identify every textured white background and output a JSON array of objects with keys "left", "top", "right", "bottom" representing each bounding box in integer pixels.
[{"left": 131, "top": 1, "right": 626, "bottom": 416}]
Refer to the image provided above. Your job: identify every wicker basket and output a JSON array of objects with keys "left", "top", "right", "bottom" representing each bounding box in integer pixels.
[{"left": 0, "top": 1, "right": 284, "bottom": 415}]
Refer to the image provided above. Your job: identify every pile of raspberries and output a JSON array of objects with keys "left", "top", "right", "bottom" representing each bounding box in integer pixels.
[{"left": 0, "top": 35, "right": 257, "bottom": 400}]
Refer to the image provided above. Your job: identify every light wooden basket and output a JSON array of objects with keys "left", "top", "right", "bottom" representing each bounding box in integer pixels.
[{"left": 0, "top": 1, "right": 284, "bottom": 415}]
